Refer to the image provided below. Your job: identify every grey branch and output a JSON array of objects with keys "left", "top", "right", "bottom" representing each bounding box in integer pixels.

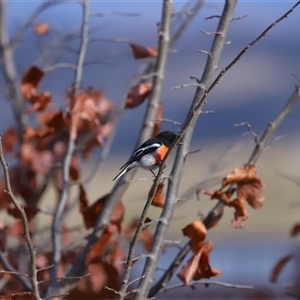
[
  {"left": 48, "top": 0, "right": 90, "bottom": 292},
  {"left": 0, "top": 137, "right": 41, "bottom": 299},
  {"left": 0, "top": 2, "right": 25, "bottom": 142},
  {"left": 161, "top": 280, "right": 252, "bottom": 292},
  {"left": 0, "top": 252, "right": 32, "bottom": 290}
]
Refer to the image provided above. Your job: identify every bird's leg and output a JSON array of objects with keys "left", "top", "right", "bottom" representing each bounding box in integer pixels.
[{"left": 150, "top": 170, "right": 156, "bottom": 177}]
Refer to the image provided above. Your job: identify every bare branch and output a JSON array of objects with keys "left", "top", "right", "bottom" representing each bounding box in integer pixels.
[
  {"left": 119, "top": 254, "right": 150, "bottom": 265},
  {"left": 38, "top": 273, "right": 90, "bottom": 285},
  {"left": 170, "top": 0, "right": 204, "bottom": 46},
  {"left": 231, "top": 15, "right": 248, "bottom": 21},
  {"left": 172, "top": 83, "right": 202, "bottom": 90},
  {"left": 161, "top": 280, "right": 253, "bottom": 292},
  {"left": 42, "top": 63, "right": 77, "bottom": 72},
  {"left": 49, "top": 0, "right": 90, "bottom": 287},
  {"left": 90, "top": 11, "right": 139, "bottom": 18},
  {"left": 205, "top": 14, "right": 248, "bottom": 21},
  {"left": 234, "top": 122, "right": 260, "bottom": 144},
  {"left": 195, "top": 49, "right": 212, "bottom": 56},
  {"left": 0, "top": 137, "right": 41, "bottom": 299},
  {"left": 291, "top": 73, "right": 300, "bottom": 84},
  {"left": 155, "top": 118, "right": 182, "bottom": 126},
  {"left": 105, "top": 285, "right": 121, "bottom": 295},
  {"left": 201, "top": 29, "right": 224, "bottom": 36}
]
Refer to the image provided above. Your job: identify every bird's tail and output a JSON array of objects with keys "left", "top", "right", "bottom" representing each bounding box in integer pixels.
[{"left": 112, "top": 167, "right": 128, "bottom": 181}]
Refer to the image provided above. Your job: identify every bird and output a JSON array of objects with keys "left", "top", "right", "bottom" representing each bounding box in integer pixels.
[{"left": 112, "top": 131, "right": 177, "bottom": 181}]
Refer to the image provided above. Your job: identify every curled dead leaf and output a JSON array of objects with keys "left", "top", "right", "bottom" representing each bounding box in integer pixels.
[
  {"left": 290, "top": 223, "right": 300, "bottom": 237},
  {"left": 2, "top": 128, "right": 17, "bottom": 153},
  {"left": 270, "top": 254, "right": 293, "bottom": 283},
  {"left": 182, "top": 220, "right": 207, "bottom": 254},
  {"left": 177, "top": 241, "right": 221, "bottom": 286},
  {"left": 151, "top": 183, "right": 165, "bottom": 208},
  {"left": 152, "top": 103, "right": 164, "bottom": 137},
  {"left": 79, "top": 185, "right": 124, "bottom": 232},
  {"left": 228, "top": 198, "right": 248, "bottom": 229},
  {"left": 7, "top": 205, "right": 38, "bottom": 223},
  {"left": 21, "top": 66, "right": 44, "bottom": 99},
  {"left": 68, "top": 89, "right": 114, "bottom": 142},
  {"left": 222, "top": 165, "right": 265, "bottom": 209},
  {"left": 125, "top": 218, "right": 154, "bottom": 251},
  {"left": 125, "top": 82, "right": 152, "bottom": 109},
  {"left": 129, "top": 42, "right": 158, "bottom": 59},
  {"left": 86, "top": 225, "right": 116, "bottom": 264}
]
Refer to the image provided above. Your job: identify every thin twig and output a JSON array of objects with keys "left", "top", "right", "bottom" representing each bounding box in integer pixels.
[
  {"left": 161, "top": 280, "right": 253, "bottom": 292},
  {"left": 0, "top": 137, "right": 41, "bottom": 299},
  {"left": 38, "top": 273, "right": 90, "bottom": 285},
  {"left": 49, "top": 0, "right": 90, "bottom": 287}
]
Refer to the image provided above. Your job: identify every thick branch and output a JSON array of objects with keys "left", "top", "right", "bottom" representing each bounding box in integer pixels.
[{"left": 0, "top": 137, "right": 41, "bottom": 300}]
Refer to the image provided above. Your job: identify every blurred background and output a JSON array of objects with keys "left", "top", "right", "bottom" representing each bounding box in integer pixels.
[{"left": 1, "top": 0, "right": 300, "bottom": 298}]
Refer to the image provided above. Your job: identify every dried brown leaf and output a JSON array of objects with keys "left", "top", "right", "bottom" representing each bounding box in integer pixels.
[
  {"left": 270, "top": 254, "right": 293, "bottom": 283},
  {"left": 86, "top": 225, "right": 116, "bottom": 264},
  {"left": 125, "top": 83, "right": 152, "bottom": 109},
  {"left": 182, "top": 220, "right": 207, "bottom": 254},
  {"left": 39, "top": 111, "right": 66, "bottom": 130},
  {"left": 27, "top": 92, "right": 51, "bottom": 112},
  {"left": 228, "top": 198, "right": 248, "bottom": 229},
  {"left": 129, "top": 42, "right": 158, "bottom": 59},
  {"left": 126, "top": 218, "right": 154, "bottom": 251},
  {"left": 7, "top": 205, "right": 38, "bottom": 223},
  {"left": 79, "top": 185, "right": 124, "bottom": 231},
  {"left": 222, "top": 165, "right": 265, "bottom": 209},
  {"left": 2, "top": 128, "right": 17, "bottom": 153},
  {"left": 177, "top": 241, "right": 221, "bottom": 286},
  {"left": 194, "top": 241, "right": 221, "bottom": 280},
  {"left": 74, "top": 262, "right": 120, "bottom": 298},
  {"left": 105, "top": 242, "right": 126, "bottom": 275},
  {"left": 290, "top": 223, "right": 300, "bottom": 237},
  {"left": 151, "top": 183, "right": 165, "bottom": 208},
  {"left": 21, "top": 66, "right": 44, "bottom": 99},
  {"left": 68, "top": 89, "right": 114, "bottom": 141},
  {"left": 152, "top": 103, "right": 164, "bottom": 137},
  {"left": 0, "top": 223, "right": 7, "bottom": 252},
  {"left": 34, "top": 22, "right": 50, "bottom": 35}
]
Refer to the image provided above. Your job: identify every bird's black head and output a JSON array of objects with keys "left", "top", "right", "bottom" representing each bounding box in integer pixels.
[{"left": 156, "top": 131, "right": 177, "bottom": 147}]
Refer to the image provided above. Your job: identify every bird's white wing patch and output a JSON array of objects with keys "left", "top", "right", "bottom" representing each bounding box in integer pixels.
[{"left": 132, "top": 143, "right": 161, "bottom": 157}]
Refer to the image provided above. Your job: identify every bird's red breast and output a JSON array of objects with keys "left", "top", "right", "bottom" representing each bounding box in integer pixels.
[{"left": 153, "top": 144, "right": 169, "bottom": 164}]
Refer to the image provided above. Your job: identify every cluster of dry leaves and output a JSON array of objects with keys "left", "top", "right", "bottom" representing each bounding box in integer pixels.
[{"left": 198, "top": 165, "right": 265, "bottom": 229}]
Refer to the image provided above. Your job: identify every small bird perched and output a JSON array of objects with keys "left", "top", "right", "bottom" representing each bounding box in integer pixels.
[{"left": 112, "top": 131, "right": 177, "bottom": 181}]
